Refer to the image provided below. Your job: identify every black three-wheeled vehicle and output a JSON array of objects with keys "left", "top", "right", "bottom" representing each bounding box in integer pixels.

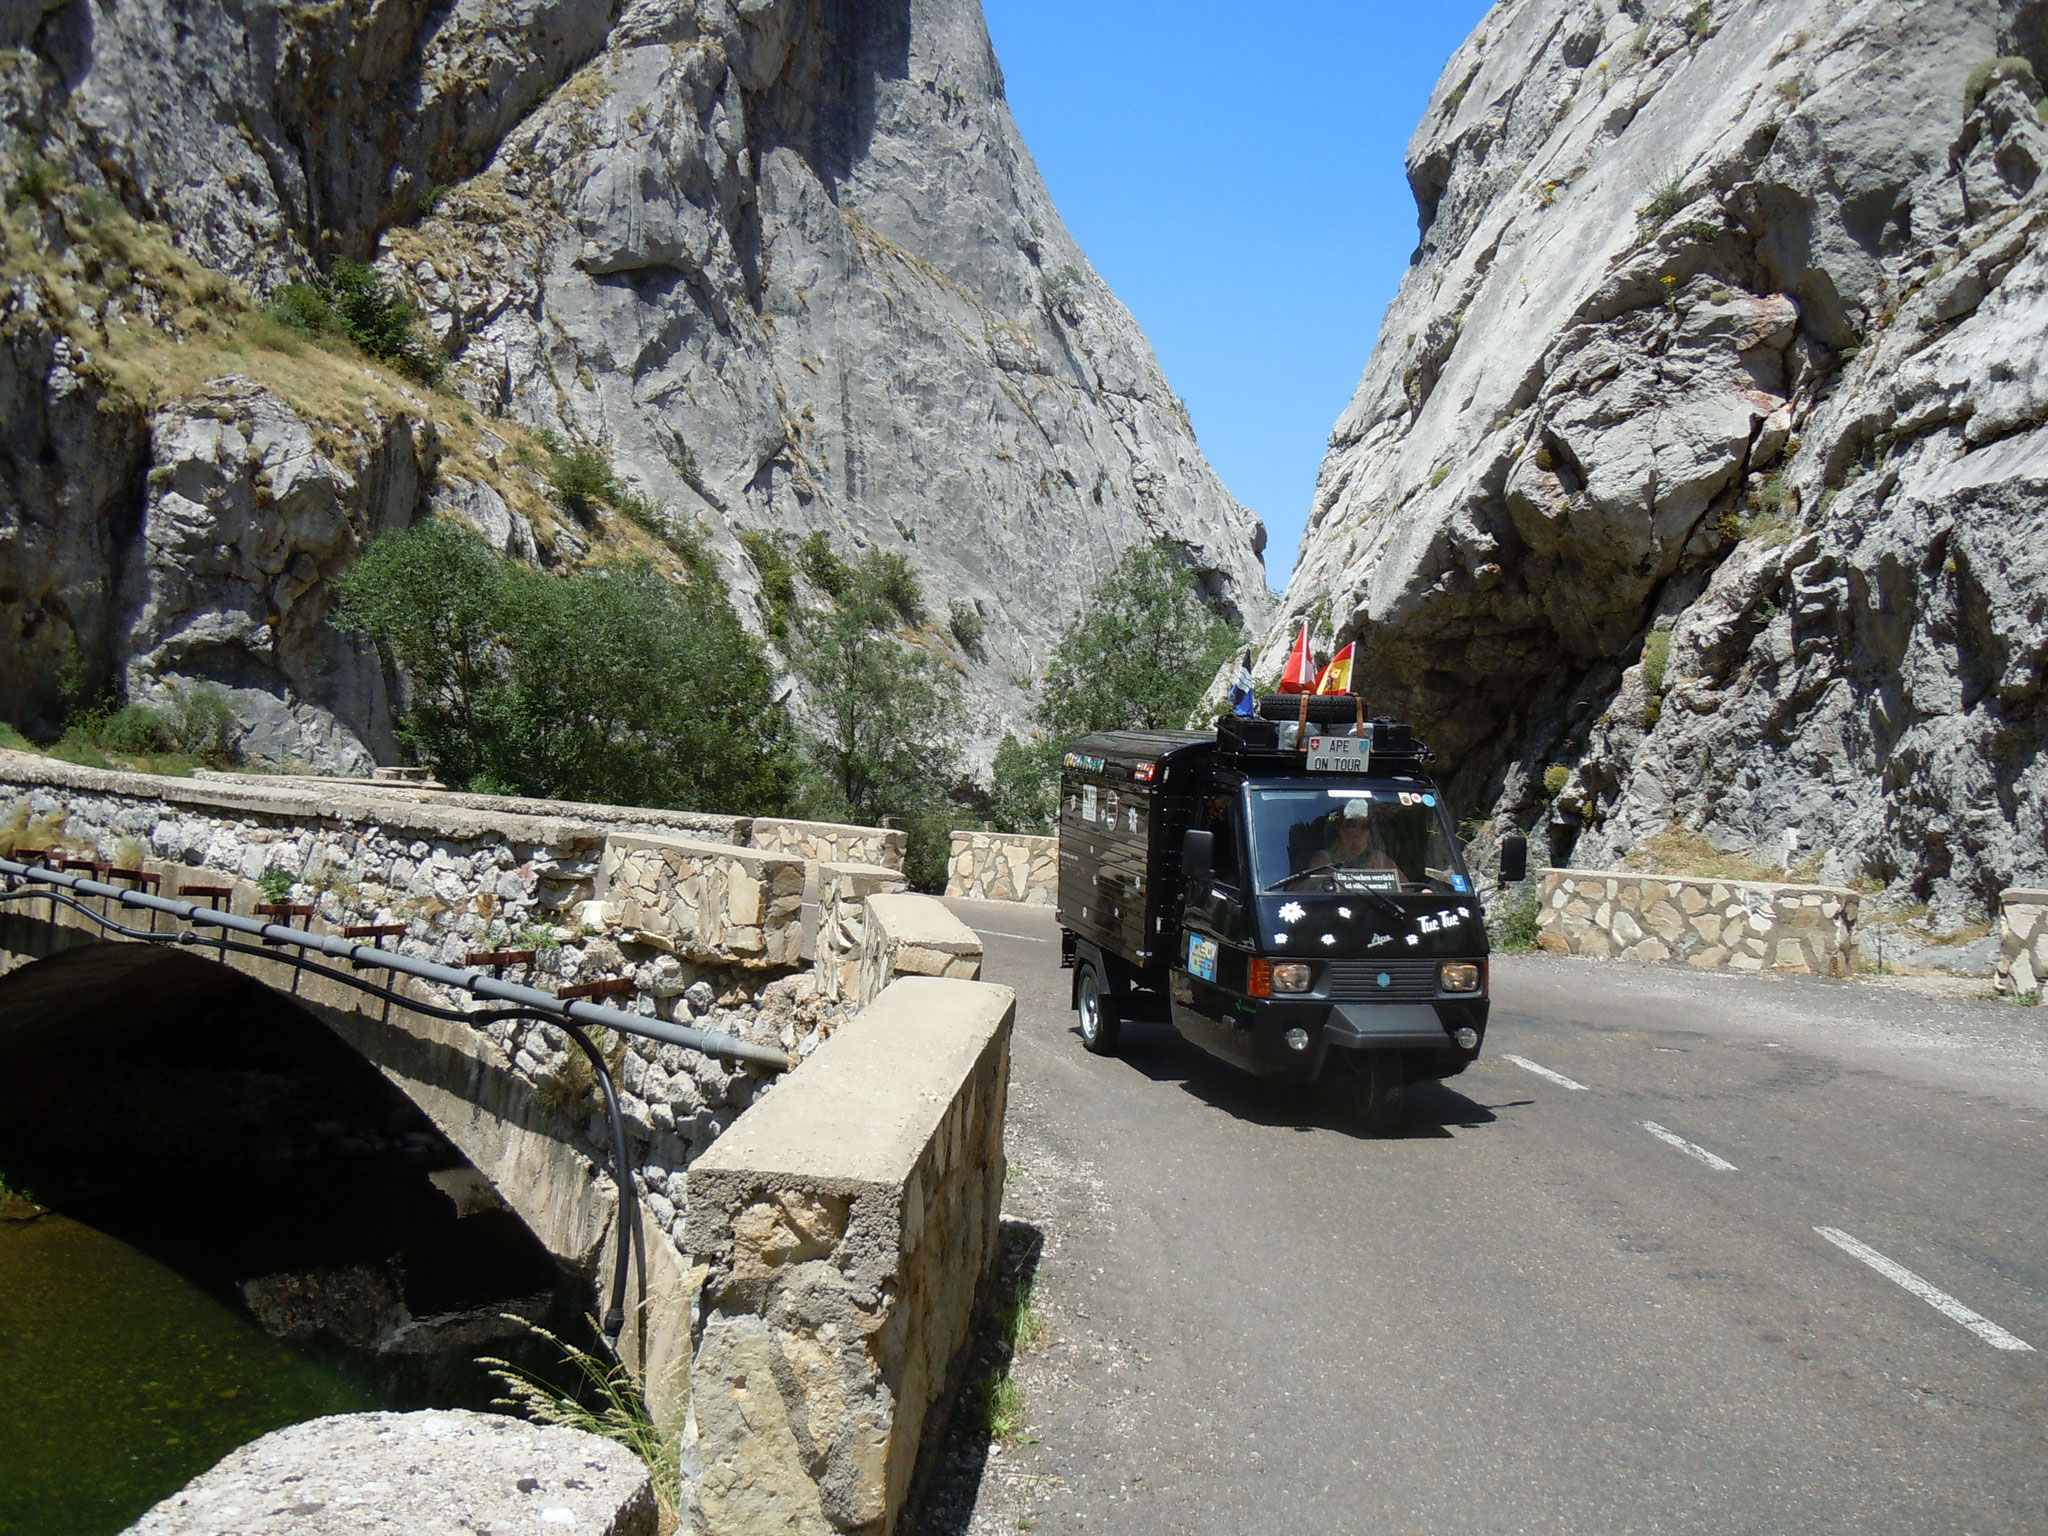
[{"left": 1057, "top": 696, "right": 1526, "bottom": 1130}]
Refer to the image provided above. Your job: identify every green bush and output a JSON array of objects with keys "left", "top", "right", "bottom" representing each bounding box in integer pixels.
[
  {"left": 1035, "top": 541, "right": 1241, "bottom": 742},
  {"left": 989, "top": 732, "right": 1057, "bottom": 834},
  {"left": 1641, "top": 629, "right": 1671, "bottom": 698},
  {"left": 796, "top": 531, "right": 851, "bottom": 597},
  {"left": 334, "top": 519, "right": 790, "bottom": 813},
  {"left": 787, "top": 598, "right": 961, "bottom": 827},
  {"left": 1490, "top": 880, "right": 1541, "bottom": 953},
  {"left": 738, "top": 530, "right": 796, "bottom": 638},
  {"left": 1965, "top": 56, "right": 2042, "bottom": 116},
  {"left": 1636, "top": 171, "right": 1687, "bottom": 228},
  {"left": 857, "top": 550, "right": 925, "bottom": 625},
  {"left": 546, "top": 439, "right": 617, "bottom": 523},
  {"left": 948, "top": 598, "right": 985, "bottom": 656},
  {"left": 267, "top": 260, "right": 442, "bottom": 382},
  {"left": 270, "top": 282, "right": 336, "bottom": 336},
  {"left": 1040, "top": 264, "right": 1084, "bottom": 316},
  {"left": 1542, "top": 764, "right": 1570, "bottom": 798},
  {"left": 53, "top": 682, "right": 239, "bottom": 766}
]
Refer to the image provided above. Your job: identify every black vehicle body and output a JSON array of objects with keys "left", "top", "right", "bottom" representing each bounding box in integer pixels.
[{"left": 1058, "top": 699, "right": 1510, "bottom": 1097}]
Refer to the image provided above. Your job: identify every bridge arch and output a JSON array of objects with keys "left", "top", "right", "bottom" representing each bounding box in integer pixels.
[{"left": 0, "top": 936, "right": 598, "bottom": 1382}]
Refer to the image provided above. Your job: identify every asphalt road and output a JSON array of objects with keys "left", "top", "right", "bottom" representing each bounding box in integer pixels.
[{"left": 920, "top": 897, "right": 2048, "bottom": 1536}]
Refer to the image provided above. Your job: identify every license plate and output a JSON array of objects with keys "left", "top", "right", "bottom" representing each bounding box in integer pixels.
[
  {"left": 1187, "top": 933, "right": 1218, "bottom": 982},
  {"left": 1306, "top": 735, "right": 1369, "bottom": 773}
]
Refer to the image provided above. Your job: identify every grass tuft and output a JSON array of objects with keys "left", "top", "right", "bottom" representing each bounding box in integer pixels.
[{"left": 482, "top": 1318, "right": 681, "bottom": 1530}]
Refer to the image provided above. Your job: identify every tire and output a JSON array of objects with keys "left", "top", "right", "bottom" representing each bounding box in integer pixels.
[
  {"left": 1354, "top": 1050, "right": 1410, "bottom": 1134},
  {"left": 1075, "top": 961, "right": 1122, "bottom": 1056}
]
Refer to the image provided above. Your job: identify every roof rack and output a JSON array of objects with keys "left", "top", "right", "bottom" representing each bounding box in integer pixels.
[{"left": 1215, "top": 702, "right": 1429, "bottom": 774}]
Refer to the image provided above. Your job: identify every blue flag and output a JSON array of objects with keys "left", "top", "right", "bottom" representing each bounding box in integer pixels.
[{"left": 1227, "top": 648, "right": 1256, "bottom": 717}]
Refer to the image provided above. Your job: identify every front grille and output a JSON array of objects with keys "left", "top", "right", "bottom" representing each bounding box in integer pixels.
[{"left": 1321, "top": 958, "right": 1443, "bottom": 1002}]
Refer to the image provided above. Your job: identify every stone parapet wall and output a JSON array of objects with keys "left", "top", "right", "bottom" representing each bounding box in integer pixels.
[
  {"left": 1537, "top": 868, "right": 1859, "bottom": 974},
  {"left": 859, "top": 892, "right": 982, "bottom": 1007},
  {"left": 945, "top": 830, "right": 1056, "bottom": 905},
  {"left": 0, "top": 753, "right": 825, "bottom": 1262},
  {"left": 815, "top": 860, "right": 909, "bottom": 1004},
  {"left": 684, "top": 977, "right": 1015, "bottom": 1536},
  {"left": 1997, "top": 889, "right": 2048, "bottom": 997},
  {"left": 748, "top": 816, "right": 906, "bottom": 873},
  {"left": 595, "top": 833, "right": 804, "bottom": 970}
]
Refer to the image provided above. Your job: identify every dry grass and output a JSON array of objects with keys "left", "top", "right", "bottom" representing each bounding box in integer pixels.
[
  {"left": 1, "top": 171, "right": 696, "bottom": 582},
  {"left": 1624, "top": 828, "right": 1823, "bottom": 884}
]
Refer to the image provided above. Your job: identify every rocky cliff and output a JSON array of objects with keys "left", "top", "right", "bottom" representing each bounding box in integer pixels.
[
  {"left": 1252, "top": 0, "right": 2048, "bottom": 920},
  {"left": 1, "top": 0, "right": 1265, "bottom": 772}
]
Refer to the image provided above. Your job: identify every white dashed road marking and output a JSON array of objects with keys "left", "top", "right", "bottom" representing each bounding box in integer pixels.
[
  {"left": 1641, "top": 1120, "right": 1738, "bottom": 1171},
  {"left": 1502, "top": 1054, "right": 1588, "bottom": 1091},
  {"left": 972, "top": 928, "right": 1050, "bottom": 944},
  {"left": 1814, "top": 1227, "right": 2035, "bottom": 1352}
]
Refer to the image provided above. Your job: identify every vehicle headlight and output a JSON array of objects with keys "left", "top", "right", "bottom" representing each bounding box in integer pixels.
[
  {"left": 1271, "top": 962, "right": 1313, "bottom": 994},
  {"left": 1439, "top": 961, "right": 1483, "bottom": 993}
]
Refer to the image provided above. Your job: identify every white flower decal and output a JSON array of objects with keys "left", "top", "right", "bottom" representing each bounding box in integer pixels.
[{"left": 1278, "top": 901, "right": 1306, "bottom": 924}]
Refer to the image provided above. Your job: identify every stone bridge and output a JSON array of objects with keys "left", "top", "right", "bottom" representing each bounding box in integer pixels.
[{"left": 0, "top": 752, "right": 1008, "bottom": 1535}]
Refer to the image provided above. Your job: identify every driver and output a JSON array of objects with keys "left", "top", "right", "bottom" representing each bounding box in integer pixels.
[{"left": 1310, "top": 798, "right": 1399, "bottom": 874}]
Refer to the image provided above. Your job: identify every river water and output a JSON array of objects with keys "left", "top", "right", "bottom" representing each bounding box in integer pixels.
[{"left": 0, "top": 1195, "right": 385, "bottom": 1536}]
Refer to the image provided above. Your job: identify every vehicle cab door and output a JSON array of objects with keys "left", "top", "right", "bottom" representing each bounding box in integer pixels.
[{"left": 1175, "top": 794, "right": 1260, "bottom": 1058}]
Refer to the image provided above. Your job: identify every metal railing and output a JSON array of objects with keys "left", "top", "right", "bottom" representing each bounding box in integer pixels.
[{"left": 0, "top": 853, "right": 792, "bottom": 1340}]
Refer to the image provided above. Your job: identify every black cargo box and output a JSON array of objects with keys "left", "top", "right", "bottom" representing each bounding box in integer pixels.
[{"left": 1056, "top": 730, "right": 1211, "bottom": 977}]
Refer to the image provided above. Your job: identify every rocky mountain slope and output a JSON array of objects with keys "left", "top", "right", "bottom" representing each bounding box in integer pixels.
[
  {"left": 1, "top": 0, "right": 1265, "bottom": 773},
  {"left": 1250, "top": 0, "right": 2048, "bottom": 920}
]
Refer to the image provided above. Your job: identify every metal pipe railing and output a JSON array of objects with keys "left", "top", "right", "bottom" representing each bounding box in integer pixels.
[{"left": 0, "top": 856, "right": 791, "bottom": 1071}]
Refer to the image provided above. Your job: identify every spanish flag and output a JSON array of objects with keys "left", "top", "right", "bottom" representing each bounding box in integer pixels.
[
  {"left": 1276, "top": 622, "right": 1315, "bottom": 694},
  {"left": 1313, "top": 641, "right": 1356, "bottom": 695}
]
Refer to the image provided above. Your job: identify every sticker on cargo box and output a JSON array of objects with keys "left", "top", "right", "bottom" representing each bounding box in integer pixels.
[
  {"left": 1187, "top": 933, "right": 1219, "bottom": 982},
  {"left": 1082, "top": 784, "right": 1098, "bottom": 823}
]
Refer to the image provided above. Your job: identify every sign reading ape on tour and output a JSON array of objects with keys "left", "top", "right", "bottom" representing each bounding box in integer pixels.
[{"left": 1305, "top": 734, "right": 1369, "bottom": 773}]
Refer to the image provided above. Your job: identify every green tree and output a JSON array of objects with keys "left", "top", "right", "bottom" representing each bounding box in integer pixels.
[
  {"left": 789, "top": 586, "right": 961, "bottom": 827},
  {"left": 990, "top": 541, "right": 1241, "bottom": 830},
  {"left": 334, "top": 520, "right": 789, "bottom": 812},
  {"left": 332, "top": 519, "right": 507, "bottom": 789}
]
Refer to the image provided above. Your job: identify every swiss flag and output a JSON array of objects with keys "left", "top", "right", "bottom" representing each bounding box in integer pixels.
[{"left": 1276, "top": 621, "right": 1315, "bottom": 694}]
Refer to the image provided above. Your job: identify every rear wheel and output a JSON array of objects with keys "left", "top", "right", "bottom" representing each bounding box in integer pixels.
[
  {"left": 1076, "top": 961, "right": 1122, "bottom": 1056},
  {"left": 1353, "top": 1050, "right": 1410, "bottom": 1134}
]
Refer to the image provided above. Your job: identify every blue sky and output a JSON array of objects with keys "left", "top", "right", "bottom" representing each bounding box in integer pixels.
[{"left": 981, "top": 0, "right": 1494, "bottom": 591}]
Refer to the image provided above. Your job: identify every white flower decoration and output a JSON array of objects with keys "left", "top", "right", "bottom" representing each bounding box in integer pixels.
[{"left": 1278, "top": 901, "right": 1306, "bottom": 924}]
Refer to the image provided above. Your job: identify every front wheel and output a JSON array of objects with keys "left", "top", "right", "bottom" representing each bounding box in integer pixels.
[
  {"left": 1352, "top": 1050, "right": 1409, "bottom": 1135},
  {"left": 1076, "top": 961, "right": 1122, "bottom": 1056}
]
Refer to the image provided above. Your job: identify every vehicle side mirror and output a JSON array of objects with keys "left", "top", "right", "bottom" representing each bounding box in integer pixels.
[
  {"left": 1181, "top": 829, "right": 1214, "bottom": 889},
  {"left": 1500, "top": 833, "right": 1528, "bottom": 885}
]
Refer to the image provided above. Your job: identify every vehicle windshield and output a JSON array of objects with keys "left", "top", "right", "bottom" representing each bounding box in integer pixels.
[{"left": 1248, "top": 785, "right": 1471, "bottom": 896}]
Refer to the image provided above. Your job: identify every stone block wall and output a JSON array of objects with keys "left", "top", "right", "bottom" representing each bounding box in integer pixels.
[
  {"left": 1997, "top": 889, "right": 2048, "bottom": 997},
  {"left": 1537, "top": 868, "right": 1859, "bottom": 974},
  {"left": 595, "top": 833, "right": 804, "bottom": 969},
  {"left": 945, "top": 830, "right": 1056, "bottom": 905},
  {"left": 859, "top": 892, "right": 982, "bottom": 1007},
  {"left": 684, "top": 977, "right": 1015, "bottom": 1536},
  {"left": 815, "top": 860, "right": 909, "bottom": 1004},
  {"left": 749, "top": 816, "right": 906, "bottom": 874}
]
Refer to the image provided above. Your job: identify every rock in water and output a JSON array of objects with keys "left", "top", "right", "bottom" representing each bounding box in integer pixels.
[
  {"left": 0, "top": 0, "right": 1266, "bottom": 772},
  {"left": 1249, "top": 0, "right": 2048, "bottom": 920},
  {"left": 123, "top": 1410, "right": 657, "bottom": 1536}
]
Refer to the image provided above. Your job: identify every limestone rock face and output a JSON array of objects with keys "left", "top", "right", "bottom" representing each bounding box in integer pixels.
[
  {"left": 116, "top": 377, "right": 434, "bottom": 772},
  {"left": 395, "top": 0, "right": 1267, "bottom": 756},
  {"left": 1253, "top": 0, "right": 2048, "bottom": 918},
  {"left": 3, "top": 0, "right": 1265, "bottom": 773}
]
